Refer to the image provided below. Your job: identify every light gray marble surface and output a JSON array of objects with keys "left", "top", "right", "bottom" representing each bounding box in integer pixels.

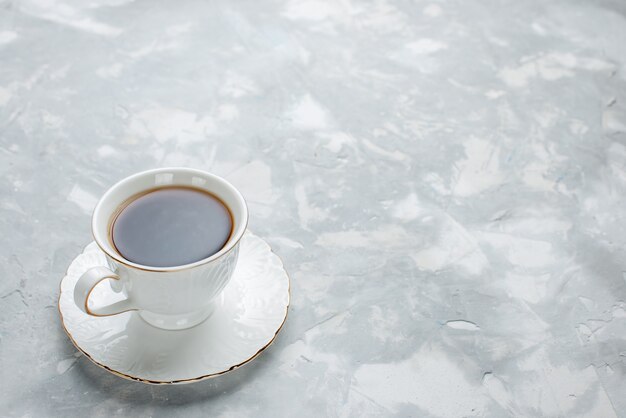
[{"left": 1, "top": 0, "right": 626, "bottom": 416}]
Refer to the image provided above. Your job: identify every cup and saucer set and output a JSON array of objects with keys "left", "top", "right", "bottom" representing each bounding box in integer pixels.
[{"left": 58, "top": 168, "right": 290, "bottom": 384}]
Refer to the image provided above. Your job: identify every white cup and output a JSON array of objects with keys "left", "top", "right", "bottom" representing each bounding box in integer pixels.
[{"left": 73, "top": 168, "right": 248, "bottom": 330}]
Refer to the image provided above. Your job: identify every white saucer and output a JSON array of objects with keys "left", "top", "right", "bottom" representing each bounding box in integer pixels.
[{"left": 58, "top": 231, "right": 290, "bottom": 384}]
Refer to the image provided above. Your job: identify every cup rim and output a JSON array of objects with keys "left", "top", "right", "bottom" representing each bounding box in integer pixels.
[{"left": 91, "top": 167, "right": 249, "bottom": 272}]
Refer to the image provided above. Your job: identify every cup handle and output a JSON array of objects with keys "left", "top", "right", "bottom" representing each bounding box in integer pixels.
[{"left": 73, "top": 266, "right": 137, "bottom": 316}]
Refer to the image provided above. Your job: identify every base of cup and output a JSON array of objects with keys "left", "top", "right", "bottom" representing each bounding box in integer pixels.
[{"left": 138, "top": 302, "right": 217, "bottom": 331}]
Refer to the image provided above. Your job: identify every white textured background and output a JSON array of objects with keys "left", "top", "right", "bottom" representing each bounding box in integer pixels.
[{"left": 1, "top": 0, "right": 626, "bottom": 416}]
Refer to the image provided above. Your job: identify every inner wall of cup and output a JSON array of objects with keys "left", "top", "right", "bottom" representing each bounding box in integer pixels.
[{"left": 93, "top": 169, "right": 247, "bottom": 264}]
